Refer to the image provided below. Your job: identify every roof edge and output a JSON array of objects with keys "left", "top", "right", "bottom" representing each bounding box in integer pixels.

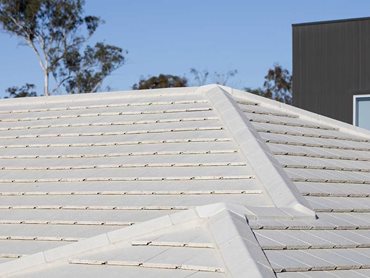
[
  {"left": 230, "top": 87, "right": 370, "bottom": 139},
  {"left": 199, "top": 85, "right": 316, "bottom": 219},
  {"left": 0, "top": 87, "right": 197, "bottom": 107},
  {"left": 292, "top": 16, "right": 370, "bottom": 27}
]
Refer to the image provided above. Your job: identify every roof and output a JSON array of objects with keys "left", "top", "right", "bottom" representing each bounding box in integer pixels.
[
  {"left": 0, "top": 84, "right": 369, "bottom": 277},
  {"left": 292, "top": 16, "right": 370, "bottom": 27}
]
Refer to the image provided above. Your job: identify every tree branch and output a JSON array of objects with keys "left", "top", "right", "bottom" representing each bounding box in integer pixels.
[
  {"left": 52, "top": 75, "right": 72, "bottom": 94},
  {"left": 5, "top": 14, "right": 47, "bottom": 72},
  {"left": 90, "top": 78, "right": 104, "bottom": 93}
]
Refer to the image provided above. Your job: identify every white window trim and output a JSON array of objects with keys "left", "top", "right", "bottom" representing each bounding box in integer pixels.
[{"left": 353, "top": 94, "right": 370, "bottom": 126}]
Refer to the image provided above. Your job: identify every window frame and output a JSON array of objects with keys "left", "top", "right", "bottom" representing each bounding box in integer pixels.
[{"left": 353, "top": 94, "right": 370, "bottom": 127}]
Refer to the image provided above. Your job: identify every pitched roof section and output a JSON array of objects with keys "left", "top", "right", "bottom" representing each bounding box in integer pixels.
[
  {"left": 227, "top": 87, "right": 370, "bottom": 277},
  {"left": 0, "top": 85, "right": 294, "bottom": 275},
  {"left": 0, "top": 85, "right": 314, "bottom": 260},
  {"left": 1, "top": 85, "right": 370, "bottom": 277},
  {"left": 0, "top": 203, "right": 274, "bottom": 278}
]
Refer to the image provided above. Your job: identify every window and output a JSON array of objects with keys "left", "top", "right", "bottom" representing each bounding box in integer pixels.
[{"left": 354, "top": 95, "right": 370, "bottom": 130}]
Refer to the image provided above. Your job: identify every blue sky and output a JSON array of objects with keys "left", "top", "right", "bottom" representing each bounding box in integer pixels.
[{"left": 1, "top": 0, "right": 370, "bottom": 97}]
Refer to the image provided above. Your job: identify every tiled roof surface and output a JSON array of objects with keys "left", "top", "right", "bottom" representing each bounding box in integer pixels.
[
  {"left": 11, "top": 209, "right": 229, "bottom": 278},
  {"left": 0, "top": 86, "right": 275, "bottom": 277},
  {"left": 231, "top": 88, "right": 370, "bottom": 277},
  {"left": 1, "top": 85, "right": 370, "bottom": 277}
]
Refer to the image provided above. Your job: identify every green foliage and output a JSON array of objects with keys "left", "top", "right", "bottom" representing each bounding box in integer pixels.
[
  {"left": 4, "top": 83, "right": 37, "bottom": 98},
  {"left": 264, "top": 64, "right": 292, "bottom": 104},
  {"left": 0, "top": 0, "right": 41, "bottom": 39},
  {"left": 132, "top": 74, "right": 188, "bottom": 90},
  {"left": 64, "top": 43, "right": 125, "bottom": 94},
  {"left": 132, "top": 69, "right": 239, "bottom": 91},
  {"left": 246, "top": 64, "right": 292, "bottom": 104},
  {"left": 0, "top": 0, "right": 125, "bottom": 96}
]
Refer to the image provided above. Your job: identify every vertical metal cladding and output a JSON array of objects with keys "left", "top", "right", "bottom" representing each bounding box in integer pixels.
[{"left": 293, "top": 17, "right": 370, "bottom": 124}]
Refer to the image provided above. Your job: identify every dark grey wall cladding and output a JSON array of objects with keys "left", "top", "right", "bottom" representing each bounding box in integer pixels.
[{"left": 293, "top": 17, "right": 370, "bottom": 124}]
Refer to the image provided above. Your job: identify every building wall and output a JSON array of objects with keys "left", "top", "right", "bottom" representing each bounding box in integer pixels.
[{"left": 293, "top": 18, "right": 370, "bottom": 124}]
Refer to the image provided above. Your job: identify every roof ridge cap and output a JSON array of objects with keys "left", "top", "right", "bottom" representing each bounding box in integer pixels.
[
  {"left": 206, "top": 205, "right": 275, "bottom": 277},
  {"left": 199, "top": 85, "right": 316, "bottom": 219}
]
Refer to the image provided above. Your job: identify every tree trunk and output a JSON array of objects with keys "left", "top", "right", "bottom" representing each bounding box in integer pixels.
[{"left": 44, "top": 70, "right": 49, "bottom": 96}]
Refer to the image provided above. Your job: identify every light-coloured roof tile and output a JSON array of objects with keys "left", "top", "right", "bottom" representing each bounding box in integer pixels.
[{"left": 2, "top": 85, "right": 370, "bottom": 276}]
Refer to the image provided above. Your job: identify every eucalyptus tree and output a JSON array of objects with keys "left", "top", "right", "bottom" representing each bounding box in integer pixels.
[
  {"left": 190, "top": 68, "right": 238, "bottom": 86},
  {"left": 263, "top": 64, "right": 292, "bottom": 104},
  {"left": 0, "top": 0, "right": 125, "bottom": 96},
  {"left": 246, "top": 64, "right": 292, "bottom": 104},
  {"left": 133, "top": 74, "right": 188, "bottom": 90},
  {"left": 4, "top": 83, "right": 37, "bottom": 98}
]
